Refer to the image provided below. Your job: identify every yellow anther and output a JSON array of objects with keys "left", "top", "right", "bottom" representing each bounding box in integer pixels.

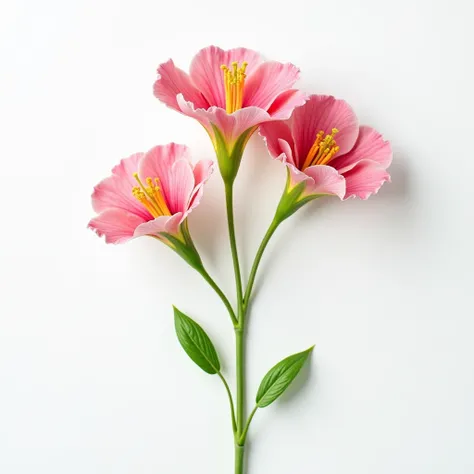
[
  {"left": 221, "top": 60, "right": 249, "bottom": 114},
  {"left": 131, "top": 172, "right": 171, "bottom": 218},
  {"left": 301, "top": 128, "right": 341, "bottom": 170}
]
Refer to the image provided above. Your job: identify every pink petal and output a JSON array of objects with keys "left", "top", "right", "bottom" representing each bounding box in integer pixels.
[
  {"left": 153, "top": 59, "right": 209, "bottom": 111},
  {"left": 92, "top": 152, "right": 151, "bottom": 221},
  {"left": 177, "top": 95, "right": 269, "bottom": 146},
  {"left": 243, "top": 61, "right": 301, "bottom": 111},
  {"left": 189, "top": 46, "right": 262, "bottom": 109},
  {"left": 138, "top": 143, "right": 191, "bottom": 212},
  {"left": 303, "top": 165, "right": 346, "bottom": 199},
  {"left": 259, "top": 121, "right": 295, "bottom": 162},
  {"left": 342, "top": 159, "right": 391, "bottom": 200},
  {"left": 88, "top": 208, "right": 146, "bottom": 244},
  {"left": 330, "top": 126, "right": 392, "bottom": 173},
  {"left": 290, "top": 95, "right": 359, "bottom": 169},
  {"left": 133, "top": 213, "right": 184, "bottom": 238},
  {"left": 266, "top": 89, "right": 308, "bottom": 119},
  {"left": 166, "top": 159, "right": 196, "bottom": 214},
  {"left": 189, "top": 159, "right": 214, "bottom": 210}
]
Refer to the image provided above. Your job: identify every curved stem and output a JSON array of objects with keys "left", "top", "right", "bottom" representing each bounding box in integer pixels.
[
  {"left": 225, "top": 183, "right": 244, "bottom": 323},
  {"left": 243, "top": 218, "right": 280, "bottom": 312},
  {"left": 218, "top": 371, "right": 237, "bottom": 434},
  {"left": 197, "top": 267, "right": 238, "bottom": 326},
  {"left": 238, "top": 405, "right": 258, "bottom": 446}
]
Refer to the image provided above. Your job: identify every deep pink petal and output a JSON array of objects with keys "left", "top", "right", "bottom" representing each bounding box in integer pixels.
[
  {"left": 138, "top": 143, "right": 191, "bottom": 211},
  {"left": 133, "top": 213, "right": 184, "bottom": 238},
  {"left": 303, "top": 165, "right": 346, "bottom": 199},
  {"left": 266, "top": 89, "right": 307, "bottom": 119},
  {"left": 330, "top": 126, "right": 392, "bottom": 173},
  {"left": 88, "top": 208, "right": 146, "bottom": 244},
  {"left": 92, "top": 153, "right": 151, "bottom": 221},
  {"left": 243, "top": 61, "right": 300, "bottom": 111},
  {"left": 166, "top": 159, "right": 195, "bottom": 214},
  {"left": 342, "top": 159, "right": 391, "bottom": 200},
  {"left": 290, "top": 95, "right": 359, "bottom": 169},
  {"left": 259, "top": 121, "right": 295, "bottom": 162},
  {"left": 153, "top": 59, "right": 209, "bottom": 111},
  {"left": 189, "top": 46, "right": 262, "bottom": 109}
]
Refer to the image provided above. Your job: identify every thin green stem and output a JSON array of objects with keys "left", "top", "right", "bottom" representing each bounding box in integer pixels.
[
  {"left": 238, "top": 405, "right": 258, "bottom": 446},
  {"left": 218, "top": 372, "right": 237, "bottom": 434},
  {"left": 197, "top": 267, "right": 238, "bottom": 326},
  {"left": 243, "top": 217, "right": 280, "bottom": 312},
  {"left": 235, "top": 327, "right": 246, "bottom": 474},
  {"left": 225, "top": 183, "right": 244, "bottom": 323}
]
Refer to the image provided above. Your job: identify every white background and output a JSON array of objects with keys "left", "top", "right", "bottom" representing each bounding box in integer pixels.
[{"left": 1, "top": 0, "right": 473, "bottom": 473}]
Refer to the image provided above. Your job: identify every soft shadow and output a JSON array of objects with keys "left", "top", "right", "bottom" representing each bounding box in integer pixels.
[{"left": 243, "top": 151, "right": 413, "bottom": 311}]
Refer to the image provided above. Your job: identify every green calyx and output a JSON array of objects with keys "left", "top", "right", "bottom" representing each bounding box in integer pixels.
[
  {"left": 211, "top": 124, "right": 255, "bottom": 185},
  {"left": 161, "top": 221, "right": 204, "bottom": 271},
  {"left": 274, "top": 172, "right": 322, "bottom": 223}
]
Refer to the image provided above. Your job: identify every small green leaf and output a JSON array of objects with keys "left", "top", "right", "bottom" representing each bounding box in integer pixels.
[
  {"left": 173, "top": 307, "right": 220, "bottom": 374},
  {"left": 256, "top": 346, "right": 314, "bottom": 408}
]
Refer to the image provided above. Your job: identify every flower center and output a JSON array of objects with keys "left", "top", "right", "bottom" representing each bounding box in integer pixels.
[
  {"left": 302, "top": 128, "right": 340, "bottom": 170},
  {"left": 221, "top": 61, "right": 248, "bottom": 114},
  {"left": 132, "top": 172, "right": 171, "bottom": 218}
]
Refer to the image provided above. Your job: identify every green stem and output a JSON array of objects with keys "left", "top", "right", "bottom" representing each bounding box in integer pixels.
[
  {"left": 218, "top": 372, "right": 237, "bottom": 434},
  {"left": 235, "top": 327, "right": 246, "bottom": 473},
  {"left": 243, "top": 217, "right": 280, "bottom": 312},
  {"left": 225, "top": 183, "right": 244, "bottom": 322},
  {"left": 197, "top": 267, "right": 238, "bottom": 326},
  {"left": 238, "top": 405, "right": 258, "bottom": 445},
  {"left": 235, "top": 444, "right": 245, "bottom": 474}
]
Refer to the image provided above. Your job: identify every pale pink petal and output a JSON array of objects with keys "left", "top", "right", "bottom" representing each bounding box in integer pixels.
[
  {"left": 212, "top": 106, "right": 270, "bottom": 144},
  {"left": 290, "top": 95, "right": 359, "bottom": 169},
  {"left": 133, "top": 213, "right": 184, "bottom": 238},
  {"left": 243, "top": 62, "right": 300, "bottom": 111},
  {"left": 138, "top": 143, "right": 191, "bottom": 211},
  {"left": 88, "top": 208, "right": 146, "bottom": 244},
  {"left": 92, "top": 153, "right": 151, "bottom": 221},
  {"left": 189, "top": 46, "right": 262, "bottom": 109},
  {"left": 153, "top": 59, "right": 208, "bottom": 111},
  {"left": 266, "top": 89, "right": 308, "bottom": 119},
  {"left": 177, "top": 95, "right": 269, "bottom": 146},
  {"left": 189, "top": 159, "right": 214, "bottom": 210},
  {"left": 330, "top": 126, "right": 393, "bottom": 174},
  {"left": 176, "top": 94, "right": 214, "bottom": 134},
  {"left": 166, "top": 159, "right": 195, "bottom": 214},
  {"left": 303, "top": 165, "right": 346, "bottom": 199},
  {"left": 193, "top": 159, "right": 214, "bottom": 185},
  {"left": 342, "top": 159, "right": 391, "bottom": 200},
  {"left": 259, "top": 121, "right": 295, "bottom": 161},
  {"left": 278, "top": 138, "right": 296, "bottom": 166}
]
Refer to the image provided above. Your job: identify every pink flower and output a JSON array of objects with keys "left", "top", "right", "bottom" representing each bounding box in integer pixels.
[
  {"left": 88, "top": 143, "right": 213, "bottom": 245},
  {"left": 153, "top": 46, "right": 306, "bottom": 179},
  {"left": 260, "top": 95, "right": 392, "bottom": 201}
]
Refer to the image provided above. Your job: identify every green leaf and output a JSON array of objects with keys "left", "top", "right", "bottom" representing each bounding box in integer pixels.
[
  {"left": 173, "top": 307, "right": 221, "bottom": 374},
  {"left": 256, "top": 346, "right": 314, "bottom": 408}
]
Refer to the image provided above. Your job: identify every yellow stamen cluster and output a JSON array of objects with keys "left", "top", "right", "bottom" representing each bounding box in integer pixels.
[
  {"left": 221, "top": 61, "right": 248, "bottom": 114},
  {"left": 302, "top": 128, "right": 340, "bottom": 170},
  {"left": 132, "top": 173, "right": 171, "bottom": 218}
]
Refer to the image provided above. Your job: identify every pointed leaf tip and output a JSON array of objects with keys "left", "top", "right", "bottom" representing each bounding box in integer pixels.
[{"left": 256, "top": 346, "right": 314, "bottom": 408}]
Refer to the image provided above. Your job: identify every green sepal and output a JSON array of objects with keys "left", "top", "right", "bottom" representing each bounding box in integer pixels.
[
  {"left": 173, "top": 307, "right": 221, "bottom": 375},
  {"left": 212, "top": 124, "right": 255, "bottom": 185},
  {"left": 161, "top": 222, "right": 203, "bottom": 271},
  {"left": 256, "top": 346, "right": 314, "bottom": 408},
  {"left": 274, "top": 171, "right": 325, "bottom": 223}
]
